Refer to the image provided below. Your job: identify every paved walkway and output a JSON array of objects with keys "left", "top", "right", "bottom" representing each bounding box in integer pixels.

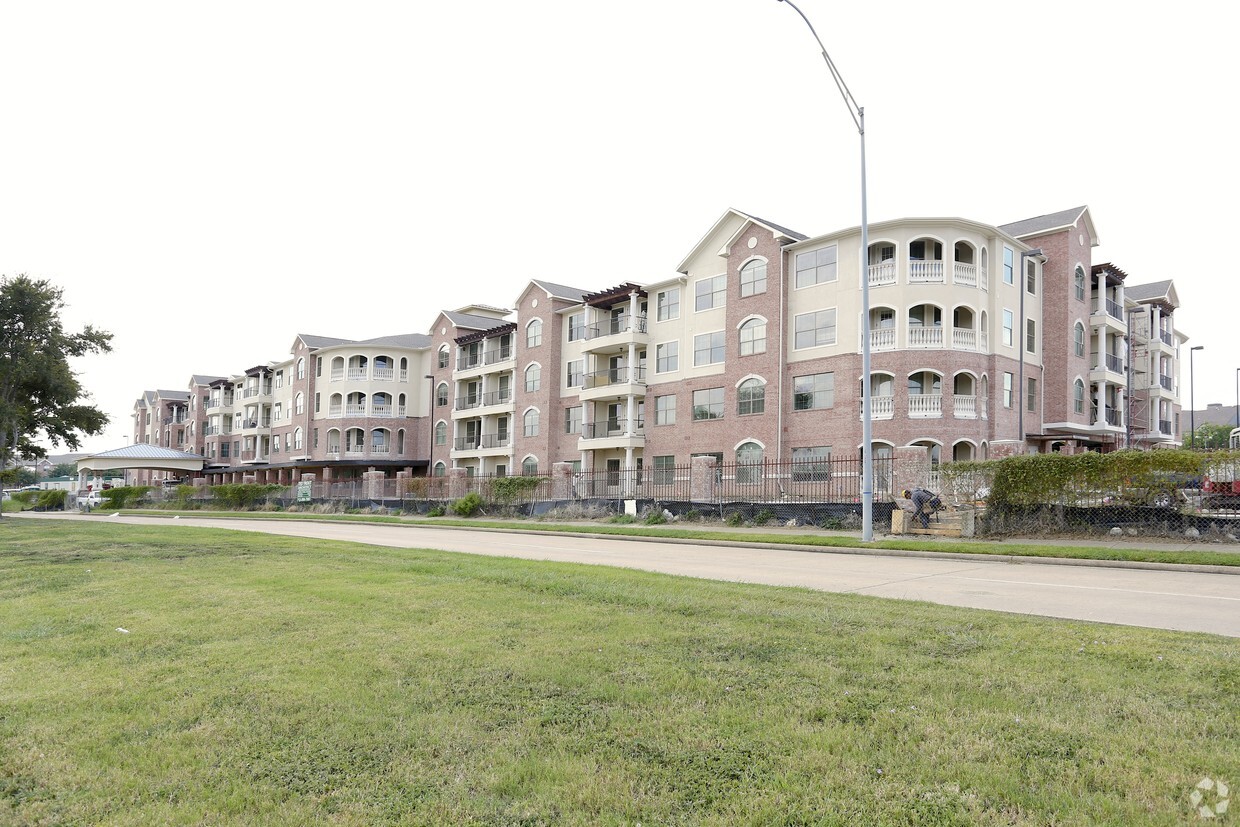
[{"left": 23, "top": 512, "right": 1240, "bottom": 637}]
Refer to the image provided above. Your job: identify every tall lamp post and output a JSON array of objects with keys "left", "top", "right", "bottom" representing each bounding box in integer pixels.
[
  {"left": 1189, "top": 345, "right": 1203, "bottom": 448},
  {"left": 425, "top": 374, "right": 436, "bottom": 474},
  {"left": 1234, "top": 366, "right": 1239, "bottom": 432},
  {"left": 775, "top": 0, "right": 875, "bottom": 540}
]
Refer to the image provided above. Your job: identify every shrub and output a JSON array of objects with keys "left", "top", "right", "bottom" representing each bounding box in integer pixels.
[
  {"left": 608, "top": 514, "right": 636, "bottom": 524},
  {"left": 725, "top": 511, "right": 745, "bottom": 527},
  {"left": 683, "top": 509, "right": 701, "bottom": 522},
  {"left": 36, "top": 489, "right": 67, "bottom": 510},
  {"left": 819, "top": 516, "right": 845, "bottom": 530},
  {"left": 209, "top": 484, "right": 284, "bottom": 510},
  {"left": 752, "top": 509, "right": 774, "bottom": 527},
  {"left": 101, "top": 486, "right": 151, "bottom": 509},
  {"left": 427, "top": 505, "right": 446, "bottom": 517},
  {"left": 451, "top": 492, "right": 484, "bottom": 518},
  {"left": 488, "top": 475, "right": 544, "bottom": 504},
  {"left": 644, "top": 510, "right": 668, "bottom": 525}
]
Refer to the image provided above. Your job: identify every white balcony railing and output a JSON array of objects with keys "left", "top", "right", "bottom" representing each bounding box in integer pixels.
[
  {"left": 345, "top": 404, "right": 366, "bottom": 417},
  {"left": 348, "top": 368, "right": 368, "bottom": 381},
  {"left": 371, "top": 404, "right": 393, "bottom": 417},
  {"left": 909, "top": 261, "right": 944, "bottom": 283},
  {"left": 867, "top": 261, "right": 896, "bottom": 286},
  {"left": 330, "top": 369, "right": 345, "bottom": 382},
  {"left": 328, "top": 405, "right": 343, "bottom": 418},
  {"left": 908, "top": 326, "right": 943, "bottom": 348},
  {"left": 952, "top": 262, "right": 977, "bottom": 287},
  {"left": 860, "top": 395, "right": 895, "bottom": 420},
  {"left": 952, "top": 328, "right": 976, "bottom": 350},
  {"left": 908, "top": 394, "right": 942, "bottom": 418},
  {"left": 870, "top": 328, "right": 897, "bottom": 351},
  {"left": 953, "top": 394, "right": 977, "bottom": 418},
  {"left": 373, "top": 368, "right": 395, "bottom": 381}
]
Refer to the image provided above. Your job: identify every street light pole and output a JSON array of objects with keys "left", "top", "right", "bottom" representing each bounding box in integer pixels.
[
  {"left": 1235, "top": 366, "right": 1238, "bottom": 432},
  {"left": 775, "top": 0, "right": 875, "bottom": 540},
  {"left": 425, "top": 374, "right": 436, "bottom": 475},
  {"left": 1189, "top": 345, "right": 1203, "bottom": 449}
]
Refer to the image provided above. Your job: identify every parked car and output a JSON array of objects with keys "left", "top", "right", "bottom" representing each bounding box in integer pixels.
[{"left": 79, "top": 491, "right": 103, "bottom": 508}]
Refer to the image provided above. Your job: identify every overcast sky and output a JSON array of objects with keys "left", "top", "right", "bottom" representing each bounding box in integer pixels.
[{"left": 3, "top": 0, "right": 1237, "bottom": 455}]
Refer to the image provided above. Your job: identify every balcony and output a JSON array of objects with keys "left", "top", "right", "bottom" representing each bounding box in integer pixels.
[
  {"left": 481, "top": 389, "right": 513, "bottom": 406},
  {"left": 908, "top": 260, "right": 944, "bottom": 283},
  {"left": 331, "top": 368, "right": 345, "bottom": 382},
  {"left": 1093, "top": 297, "right": 1124, "bottom": 321},
  {"left": 483, "top": 345, "right": 514, "bottom": 365},
  {"left": 952, "top": 262, "right": 978, "bottom": 287},
  {"left": 580, "top": 314, "right": 650, "bottom": 354},
  {"left": 1159, "top": 375, "right": 1173, "bottom": 391},
  {"left": 242, "top": 388, "right": 260, "bottom": 398},
  {"left": 869, "top": 329, "right": 896, "bottom": 352},
  {"left": 456, "top": 352, "right": 483, "bottom": 371},
  {"left": 162, "top": 415, "right": 187, "bottom": 425},
  {"left": 1103, "top": 353, "right": 1124, "bottom": 374},
  {"left": 584, "top": 366, "right": 646, "bottom": 389},
  {"left": 346, "top": 404, "right": 366, "bottom": 417},
  {"left": 951, "top": 328, "right": 977, "bottom": 350},
  {"left": 456, "top": 395, "right": 481, "bottom": 410},
  {"left": 908, "top": 394, "right": 942, "bottom": 418},
  {"left": 203, "top": 425, "right": 221, "bottom": 436},
  {"left": 581, "top": 418, "right": 645, "bottom": 440},
  {"left": 240, "top": 450, "right": 268, "bottom": 463},
  {"left": 348, "top": 368, "right": 368, "bottom": 381},
  {"left": 369, "top": 444, "right": 390, "bottom": 455},
  {"left": 453, "top": 434, "right": 511, "bottom": 451},
  {"left": 860, "top": 395, "right": 895, "bottom": 420},
  {"left": 205, "top": 400, "right": 221, "bottom": 409},
  {"left": 867, "top": 261, "right": 896, "bottom": 286},
  {"left": 373, "top": 367, "right": 395, "bottom": 381},
  {"left": 953, "top": 394, "right": 977, "bottom": 418},
  {"left": 371, "top": 404, "right": 393, "bottom": 417},
  {"left": 907, "top": 327, "right": 943, "bottom": 348},
  {"left": 1160, "top": 418, "right": 1173, "bottom": 434},
  {"left": 1159, "top": 330, "right": 1173, "bottom": 346}
]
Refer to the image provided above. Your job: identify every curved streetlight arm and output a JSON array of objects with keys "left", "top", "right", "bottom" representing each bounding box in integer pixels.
[{"left": 776, "top": 0, "right": 863, "bottom": 133}]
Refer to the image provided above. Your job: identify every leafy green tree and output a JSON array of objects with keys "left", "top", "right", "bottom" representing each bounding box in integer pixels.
[
  {"left": 49, "top": 462, "right": 79, "bottom": 478},
  {"left": 0, "top": 275, "right": 112, "bottom": 518},
  {"left": 1188, "top": 423, "right": 1233, "bottom": 450}
]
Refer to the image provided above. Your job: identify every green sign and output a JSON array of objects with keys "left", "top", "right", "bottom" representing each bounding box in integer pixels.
[{"left": 296, "top": 481, "right": 313, "bottom": 503}]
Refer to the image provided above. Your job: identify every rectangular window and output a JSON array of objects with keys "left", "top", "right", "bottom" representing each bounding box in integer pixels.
[
  {"left": 653, "top": 455, "right": 675, "bottom": 485},
  {"left": 314, "top": 393, "right": 320, "bottom": 413},
  {"left": 692, "top": 388, "right": 724, "bottom": 420},
  {"left": 568, "top": 313, "right": 585, "bottom": 342},
  {"left": 1026, "top": 319, "right": 1036, "bottom": 353},
  {"left": 316, "top": 357, "right": 322, "bottom": 377},
  {"left": 694, "top": 275, "right": 726, "bottom": 311},
  {"left": 313, "top": 428, "right": 319, "bottom": 448},
  {"left": 564, "top": 406, "right": 582, "bottom": 434},
  {"left": 791, "top": 446, "right": 831, "bottom": 481},
  {"left": 1026, "top": 259, "right": 1037, "bottom": 294},
  {"left": 1003, "top": 246, "right": 1014, "bottom": 285},
  {"left": 795, "top": 245, "right": 837, "bottom": 288},
  {"left": 1002, "top": 309, "right": 1014, "bottom": 347},
  {"left": 657, "top": 288, "right": 680, "bottom": 321},
  {"left": 1027, "top": 377, "right": 1037, "bottom": 412},
  {"left": 275, "top": 370, "right": 283, "bottom": 389},
  {"left": 566, "top": 360, "right": 584, "bottom": 387},
  {"left": 1003, "top": 372, "right": 1013, "bottom": 408},
  {"left": 693, "top": 331, "right": 725, "bottom": 366},
  {"left": 794, "top": 309, "right": 837, "bottom": 349},
  {"left": 656, "top": 341, "right": 679, "bottom": 373},
  {"left": 655, "top": 395, "right": 676, "bottom": 425},
  {"left": 793, "top": 372, "right": 835, "bottom": 410}
]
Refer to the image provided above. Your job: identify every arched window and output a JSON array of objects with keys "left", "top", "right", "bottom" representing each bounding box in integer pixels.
[
  {"left": 525, "top": 364, "right": 541, "bottom": 393},
  {"left": 434, "top": 421, "right": 447, "bottom": 446},
  {"left": 1074, "top": 266, "right": 1086, "bottom": 301},
  {"left": 437, "top": 346, "right": 449, "bottom": 369},
  {"left": 327, "top": 429, "right": 341, "bottom": 452},
  {"left": 1074, "top": 322, "right": 1085, "bottom": 357},
  {"left": 296, "top": 358, "right": 305, "bottom": 380},
  {"left": 295, "top": 392, "right": 305, "bottom": 415},
  {"left": 433, "top": 461, "right": 446, "bottom": 477},
  {"left": 397, "top": 429, "right": 406, "bottom": 453},
  {"left": 526, "top": 319, "right": 543, "bottom": 348},
  {"left": 739, "top": 318, "right": 766, "bottom": 355},
  {"left": 436, "top": 383, "right": 449, "bottom": 407},
  {"left": 330, "top": 356, "right": 345, "bottom": 380},
  {"left": 371, "top": 428, "right": 389, "bottom": 452},
  {"left": 523, "top": 408, "right": 540, "bottom": 437},
  {"left": 738, "top": 378, "right": 765, "bottom": 415},
  {"left": 522, "top": 456, "right": 539, "bottom": 476},
  {"left": 294, "top": 427, "right": 303, "bottom": 450},
  {"left": 740, "top": 259, "right": 767, "bottom": 297},
  {"left": 735, "top": 441, "right": 763, "bottom": 484},
  {"left": 1074, "top": 379, "right": 1086, "bottom": 414}
]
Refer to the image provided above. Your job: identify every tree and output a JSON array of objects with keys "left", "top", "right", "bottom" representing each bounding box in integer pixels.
[
  {"left": 0, "top": 275, "right": 112, "bottom": 517},
  {"left": 1188, "top": 423, "right": 1233, "bottom": 450},
  {"left": 49, "top": 462, "right": 78, "bottom": 478}
]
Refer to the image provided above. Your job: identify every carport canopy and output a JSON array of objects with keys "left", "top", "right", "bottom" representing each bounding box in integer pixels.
[{"left": 75, "top": 444, "right": 205, "bottom": 489}]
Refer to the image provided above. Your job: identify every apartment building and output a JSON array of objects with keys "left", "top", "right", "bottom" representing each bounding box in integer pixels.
[{"left": 132, "top": 206, "right": 1187, "bottom": 488}]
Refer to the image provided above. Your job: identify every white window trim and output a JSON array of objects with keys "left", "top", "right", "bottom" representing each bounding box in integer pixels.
[
  {"left": 654, "top": 340, "right": 680, "bottom": 374},
  {"left": 693, "top": 273, "right": 727, "bottom": 313},
  {"left": 792, "top": 306, "right": 839, "bottom": 351},
  {"left": 693, "top": 330, "right": 726, "bottom": 367}
]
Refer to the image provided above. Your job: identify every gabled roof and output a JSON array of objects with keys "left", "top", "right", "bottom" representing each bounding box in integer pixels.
[
  {"left": 84, "top": 444, "right": 204, "bottom": 461},
  {"left": 529, "top": 279, "right": 591, "bottom": 302},
  {"left": 998, "top": 206, "right": 1099, "bottom": 246},
  {"left": 296, "top": 334, "right": 352, "bottom": 350},
  {"left": 296, "top": 332, "right": 430, "bottom": 351},
  {"left": 441, "top": 310, "right": 508, "bottom": 331},
  {"left": 190, "top": 375, "right": 225, "bottom": 386},
  {"left": 1126, "top": 279, "right": 1179, "bottom": 309},
  {"left": 676, "top": 209, "right": 807, "bottom": 274},
  {"left": 155, "top": 390, "right": 191, "bottom": 401}
]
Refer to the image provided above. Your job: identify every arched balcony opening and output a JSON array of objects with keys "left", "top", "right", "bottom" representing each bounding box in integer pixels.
[
  {"left": 952, "top": 373, "right": 978, "bottom": 418},
  {"left": 328, "top": 393, "right": 344, "bottom": 417},
  {"left": 952, "top": 306, "right": 976, "bottom": 350},
  {"left": 862, "top": 372, "right": 895, "bottom": 420},
  {"left": 371, "top": 428, "right": 391, "bottom": 454},
  {"left": 907, "top": 304, "right": 943, "bottom": 348},
  {"left": 344, "top": 427, "right": 366, "bottom": 455},
  {"left": 951, "top": 440, "right": 975, "bottom": 462},
  {"left": 908, "top": 371, "right": 943, "bottom": 418},
  {"left": 397, "top": 429, "right": 405, "bottom": 453},
  {"left": 399, "top": 357, "right": 408, "bottom": 381},
  {"left": 346, "top": 392, "right": 367, "bottom": 417},
  {"left": 953, "top": 242, "right": 979, "bottom": 286},
  {"left": 867, "top": 242, "right": 896, "bottom": 286},
  {"left": 326, "top": 428, "right": 341, "bottom": 454},
  {"left": 910, "top": 439, "right": 942, "bottom": 488},
  {"left": 330, "top": 356, "right": 345, "bottom": 381},
  {"left": 908, "top": 238, "right": 944, "bottom": 283},
  {"left": 347, "top": 355, "right": 368, "bottom": 380},
  {"left": 373, "top": 355, "right": 394, "bottom": 381},
  {"left": 397, "top": 393, "right": 407, "bottom": 417},
  {"left": 867, "top": 306, "right": 897, "bottom": 351},
  {"left": 372, "top": 392, "right": 393, "bottom": 417}
]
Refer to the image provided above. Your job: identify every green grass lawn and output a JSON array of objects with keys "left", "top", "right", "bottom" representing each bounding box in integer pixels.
[{"left": 1, "top": 520, "right": 1236, "bottom": 825}]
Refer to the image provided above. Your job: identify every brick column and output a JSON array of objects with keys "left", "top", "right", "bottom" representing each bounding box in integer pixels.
[
  {"left": 552, "top": 462, "right": 574, "bottom": 499},
  {"left": 893, "top": 446, "right": 930, "bottom": 493},
  {"left": 690, "top": 455, "right": 716, "bottom": 502},
  {"left": 447, "top": 467, "right": 468, "bottom": 500},
  {"left": 363, "top": 470, "right": 384, "bottom": 499},
  {"left": 396, "top": 470, "right": 411, "bottom": 498}
]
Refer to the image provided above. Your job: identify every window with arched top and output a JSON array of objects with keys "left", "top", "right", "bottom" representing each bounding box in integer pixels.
[
  {"left": 1074, "top": 322, "right": 1085, "bottom": 357},
  {"left": 1074, "top": 379, "right": 1086, "bottom": 414},
  {"left": 740, "top": 259, "right": 767, "bottom": 297},
  {"left": 434, "top": 421, "right": 447, "bottom": 446},
  {"left": 735, "top": 441, "right": 764, "bottom": 484},
  {"left": 436, "top": 383, "right": 449, "bottom": 407},
  {"left": 523, "top": 409, "right": 540, "bottom": 437},
  {"left": 295, "top": 392, "right": 305, "bottom": 415},
  {"left": 294, "top": 427, "right": 303, "bottom": 450},
  {"left": 738, "top": 378, "right": 765, "bottom": 415},
  {"left": 739, "top": 318, "right": 766, "bottom": 355},
  {"left": 522, "top": 456, "right": 539, "bottom": 476},
  {"left": 437, "top": 346, "right": 449, "bottom": 369},
  {"left": 526, "top": 319, "right": 543, "bottom": 348},
  {"left": 1074, "top": 266, "right": 1086, "bottom": 302},
  {"left": 525, "top": 364, "right": 541, "bottom": 393},
  {"left": 296, "top": 358, "right": 305, "bottom": 380},
  {"left": 397, "top": 429, "right": 405, "bottom": 453},
  {"left": 433, "top": 461, "right": 446, "bottom": 477}
]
